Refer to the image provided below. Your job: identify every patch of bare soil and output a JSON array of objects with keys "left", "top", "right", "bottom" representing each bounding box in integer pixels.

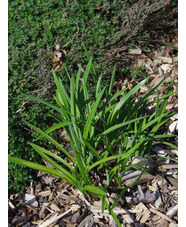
[{"left": 8, "top": 37, "right": 178, "bottom": 226}]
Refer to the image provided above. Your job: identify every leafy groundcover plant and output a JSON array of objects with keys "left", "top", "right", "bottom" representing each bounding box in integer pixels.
[{"left": 9, "top": 55, "right": 177, "bottom": 226}]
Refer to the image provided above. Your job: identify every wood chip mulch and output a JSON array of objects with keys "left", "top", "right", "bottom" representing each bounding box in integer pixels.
[{"left": 8, "top": 38, "right": 178, "bottom": 227}]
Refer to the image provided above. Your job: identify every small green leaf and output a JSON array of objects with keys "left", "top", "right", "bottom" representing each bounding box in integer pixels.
[
  {"left": 84, "top": 185, "right": 106, "bottom": 195},
  {"left": 35, "top": 122, "right": 69, "bottom": 141},
  {"left": 159, "top": 40, "right": 178, "bottom": 51},
  {"left": 108, "top": 63, "right": 116, "bottom": 95}
]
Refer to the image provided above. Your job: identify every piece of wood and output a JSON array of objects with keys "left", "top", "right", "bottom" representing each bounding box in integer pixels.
[
  {"left": 78, "top": 214, "right": 94, "bottom": 227},
  {"left": 155, "top": 192, "right": 163, "bottom": 209},
  {"left": 166, "top": 176, "right": 178, "bottom": 189},
  {"left": 152, "top": 146, "right": 167, "bottom": 156},
  {"left": 39, "top": 205, "right": 76, "bottom": 227},
  {"left": 149, "top": 208, "right": 176, "bottom": 224},
  {"left": 8, "top": 200, "right": 15, "bottom": 209},
  {"left": 159, "top": 57, "right": 173, "bottom": 63},
  {"left": 48, "top": 190, "right": 56, "bottom": 201},
  {"left": 160, "top": 164, "right": 178, "bottom": 170},
  {"left": 155, "top": 219, "right": 169, "bottom": 227},
  {"left": 23, "top": 194, "right": 38, "bottom": 208},
  {"left": 166, "top": 204, "right": 178, "bottom": 218},
  {"left": 30, "top": 181, "right": 34, "bottom": 195},
  {"left": 122, "top": 214, "right": 134, "bottom": 224},
  {"left": 171, "top": 150, "right": 178, "bottom": 156},
  {"left": 39, "top": 202, "right": 49, "bottom": 219},
  {"left": 131, "top": 156, "right": 154, "bottom": 173},
  {"left": 160, "top": 64, "right": 172, "bottom": 73},
  {"left": 109, "top": 215, "right": 117, "bottom": 227},
  {"left": 128, "top": 48, "right": 142, "bottom": 55},
  {"left": 169, "top": 223, "right": 178, "bottom": 227},
  {"left": 135, "top": 202, "right": 151, "bottom": 224},
  {"left": 37, "top": 190, "right": 51, "bottom": 197},
  {"left": 77, "top": 190, "right": 91, "bottom": 207},
  {"left": 169, "top": 120, "right": 178, "bottom": 133},
  {"left": 50, "top": 203, "right": 61, "bottom": 212},
  {"left": 90, "top": 205, "right": 142, "bottom": 215},
  {"left": 122, "top": 169, "right": 154, "bottom": 186}
]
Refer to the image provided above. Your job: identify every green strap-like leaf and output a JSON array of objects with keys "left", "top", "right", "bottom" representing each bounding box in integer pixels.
[
  {"left": 106, "top": 138, "right": 146, "bottom": 177},
  {"left": 35, "top": 122, "right": 69, "bottom": 141},
  {"left": 23, "top": 120, "right": 76, "bottom": 164},
  {"left": 83, "top": 86, "right": 106, "bottom": 140},
  {"left": 68, "top": 123, "right": 91, "bottom": 185},
  {"left": 29, "top": 142, "right": 75, "bottom": 173},
  {"left": 52, "top": 69, "right": 69, "bottom": 109},
  {"left": 83, "top": 56, "right": 93, "bottom": 114},
  {"left": 83, "top": 42, "right": 97, "bottom": 80},
  {"left": 108, "top": 77, "right": 150, "bottom": 125},
  {"left": 96, "top": 74, "right": 103, "bottom": 97},
  {"left": 100, "top": 197, "right": 121, "bottom": 227},
  {"left": 8, "top": 156, "right": 77, "bottom": 187},
  {"left": 141, "top": 112, "right": 171, "bottom": 131},
  {"left": 88, "top": 149, "right": 133, "bottom": 172},
  {"left": 132, "top": 76, "right": 170, "bottom": 113},
  {"left": 154, "top": 141, "right": 178, "bottom": 150},
  {"left": 75, "top": 64, "right": 82, "bottom": 90},
  {"left": 84, "top": 185, "right": 106, "bottom": 196},
  {"left": 159, "top": 40, "right": 178, "bottom": 51},
  {"left": 21, "top": 93, "right": 63, "bottom": 115},
  {"left": 102, "top": 117, "right": 144, "bottom": 135},
  {"left": 70, "top": 75, "right": 76, "bottom": 122},
  {"left": 108, "top": 63, "right": 117, "bottom": 95}
]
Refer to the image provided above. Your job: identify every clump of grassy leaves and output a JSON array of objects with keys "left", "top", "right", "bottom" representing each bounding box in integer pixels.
[
  {"left": 9, "top": 54, "right": 177, "bottom": 225},
  {"left": 9, "top": 0, "right": 178, "bottom": 194}
]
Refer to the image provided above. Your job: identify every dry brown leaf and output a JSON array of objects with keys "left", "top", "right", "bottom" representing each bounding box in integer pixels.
[
  {"left": 116, "top": 52, "right": 120, "bottom": 58},
  {"left": 54, "top": 51, "right": 62, "bottom": 58},
  {"left": 55, "top": 43, "right": 60, "bottom": 50}
]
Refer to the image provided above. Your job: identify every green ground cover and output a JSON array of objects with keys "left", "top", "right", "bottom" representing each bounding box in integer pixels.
[{"left": 8, "top": 0, "right": 124, "bottom": 194}]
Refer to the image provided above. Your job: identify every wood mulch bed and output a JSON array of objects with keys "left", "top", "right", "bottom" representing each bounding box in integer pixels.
[{"left": 8, "top": 38, "right": 178, "bottom": 227}]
